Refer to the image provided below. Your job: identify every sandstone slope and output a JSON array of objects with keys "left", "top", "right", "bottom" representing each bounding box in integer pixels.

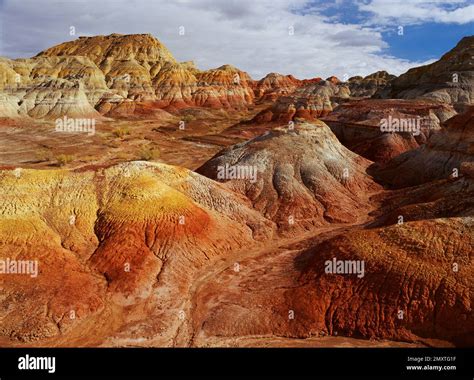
[
  {"left": 0, "top": 34, "right": 258, "bottom": 119},
  {"left": 197, "top": 121, "right": 380, "bottom": 231},
  {"left": 322, "top": 99, "right": 457, "bottom": 163},
  {"left": 374, "top": 106, "right": 474, "bottom": 187},
  {"left": 348, "top": 70, "right": 396, "bottom": 98},
  {"left": 0, "top": 161, "right": 273, "bottom": 344}
]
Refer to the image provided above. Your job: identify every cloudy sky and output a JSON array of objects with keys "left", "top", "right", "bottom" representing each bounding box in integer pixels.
[{"left": 0, "top": 0, "right": 472, "bottom": 79}]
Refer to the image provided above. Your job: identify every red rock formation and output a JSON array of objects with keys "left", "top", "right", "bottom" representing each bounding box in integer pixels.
[
  {"left": 348, "top": 71, "right": 396, "bottom": 98},
  {"left": 326, "top": 76, "right": 341, "bottom": 85},
  {"left": 252, "top": 79, "right": 350, "bottom": 123},
  {"left": 253, "top": 73, "right": 301, "bottom": 101},
  {"left": 289, "top": 217, "right": 474, "bottom": 346},
  {"left": 322, "top": 99, "right": 457, "bottom": 163},
  {"left": 1, "top": 33, "right": 473, "bottom": 350},
  {"left": 374, "top": 106, "right": 474, "bottom": 187},
  {"left": 192, "top": 215, "right": 473, "bottom": 347},
  {"left": 0, "top": 162, "right": 273, "bottom": 343},
  {"left": 193, "top": 65, "right": 255, "bottom": 109},
  {"left": 197, "top": 121, "right": 380, "bottom": 231}
]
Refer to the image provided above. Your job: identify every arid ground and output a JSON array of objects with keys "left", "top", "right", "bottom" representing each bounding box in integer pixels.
[{"left": 0, "top": 32, "right": 473, "bottom": 348}]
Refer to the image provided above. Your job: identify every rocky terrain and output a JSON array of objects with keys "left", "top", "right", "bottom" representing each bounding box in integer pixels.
[
  {"left": 374, "top": 106, "right": 474, "bottom": 187},
  {"left": 197, "top": 121, "right": 380, "bottom": 231},
  {"left": 322, "top": 98, "right": 457, "bottom": 163},
  {"left": 0, "top": 34, "right": 257, "bottom": 119},
  {"left": 348, "top": 71, "right": 396, "bottom": 98},
  {"left": 252, "top": 78, "right": 350, "bottom": 123},
  {"left": 0, "top": 33, "right": 473, "bottom": 348},
  {"left": 378, "top": 36, "right": 474, "bottom": 109}
]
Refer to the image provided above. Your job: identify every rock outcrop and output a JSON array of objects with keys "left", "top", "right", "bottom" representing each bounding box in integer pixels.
[
  {"left": 322, "top": 99, "right": 457, "bottom": 163},
  {"left": 0, "top": 34, "right": 259, "bottom": 119},
  {"left": 197, "top": 121, "right": 380, "bottom": 230},
  {"left": 374, "top": 106, "right": 474, "bottom": 187},
  {"left": 253, "top": 73, "right": 301, "bottom": 101},
  {"left": 0, "top": 162, "right": 273, "bottom": 342},
  {"left": 252, "top": 80, "right": 350, "bottom": 123},
  {"left": 348, "top": 71, "right": 396, "bottom": 98},
  {"left": 379, "top": 36, "right": 474, "bottom": 109},
  {"left": 288, "top": 217, "right": 474, "bottom": 346}
]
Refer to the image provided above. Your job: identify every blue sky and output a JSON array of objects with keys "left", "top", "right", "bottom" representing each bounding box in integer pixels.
[
  {"left": 0, "top": 0, "right": 473, "bottom": 79},
  {"left": 309, "top": 0, "right": 473, "bottom": 62},
  {"left": 383, "top": 22, "right": 472, "bottom": 61}
]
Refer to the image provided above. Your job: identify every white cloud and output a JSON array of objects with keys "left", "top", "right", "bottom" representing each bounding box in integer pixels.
[
  {"left": 0, "top": 0, "right": 451, "bottom": 79},
  {"left": 358, "top": 0, "right": 474, "bottom": 26}
]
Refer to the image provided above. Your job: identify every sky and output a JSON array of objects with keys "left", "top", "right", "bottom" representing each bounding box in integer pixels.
[{"left": 0, "top": 0, "right": 472, "bottom": 80}]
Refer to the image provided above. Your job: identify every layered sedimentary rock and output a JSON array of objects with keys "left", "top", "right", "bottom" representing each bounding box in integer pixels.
[
  {"left": 289, "top": 217, "right": 474, "bottom": 346},
  {"left": 287, "top": 162, "right": 474, "bottom": 346},
  {"left": 0, "top": 92, "right": 21, "bottom": 118},
  {"left": 37, "top": 33, "right": 176, "bottom": 103},
  {"left": 0, "top": 34, "right": 259, "bottom": 118},
  {"left": 369, "top": 177, "right": 474, "bottom": 229},
  {"left": 348, "top": 71, "right": 396, "bottom": 98},
  {"left": 322, "top": 99, "right": 457, "bottom": 163},
  {"left": 193, "top": 215, "right": 473, "bottom": 347},
  {"left": 36, "top": 34, "right": 257, "bottom": 111},
  {"left": 192, "top": 65, "right": 255, "bottom": 108},
  {"left": 0, "top": 162, "right": 273, "bottom": 342},
  {"left": 252, "top": 79, "right": 350, "bottom": 123},
  {"left": 197, "top": 121, "right": 380, "bottom": 230},
  {"left": 374, "top": 106, "right": 474, "bottom": 187},
  {"left": 188, "top": 129, "right": 474, "bottom": 347},
  {"left": 253, "top": 73, "right": 302, "bottom": 101},
  {"left": 1, "top": 32, "right": 473, "bottom": 349},
  {"left": 379, "top": 36, "right": 474, "bottom": 108},
  {"left": 0, "top": 55, "right": 108, "bottom": 118},
  {"left": 326, "top": 76, "right": 341, "bottom": 85}
]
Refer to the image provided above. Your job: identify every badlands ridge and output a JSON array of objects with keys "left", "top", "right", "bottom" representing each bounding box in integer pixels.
[{"left": 0, "top": 33, "right": 473, "bottom": 347}]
